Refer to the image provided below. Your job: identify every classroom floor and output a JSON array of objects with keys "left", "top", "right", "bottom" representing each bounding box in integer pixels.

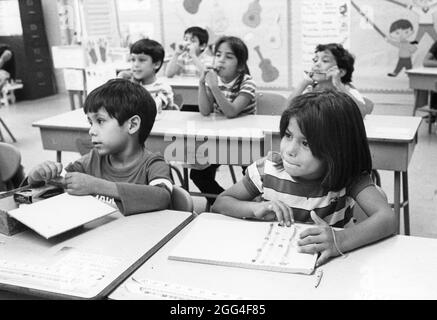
[{"left": 1, "top": 92, "right": 436, "bottom": 238}]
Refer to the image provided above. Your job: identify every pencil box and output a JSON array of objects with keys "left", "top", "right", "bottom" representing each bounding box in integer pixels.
[{"left": 13, "top": 184, "right": 64, "bottom": 205}]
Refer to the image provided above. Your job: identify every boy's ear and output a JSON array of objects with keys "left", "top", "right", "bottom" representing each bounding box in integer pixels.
[
  {"left": 154, "top": 61, "right": 162, "bottom": 72},
  {"left": 127, "top": 115, "right": 141, "bottom": 134}
]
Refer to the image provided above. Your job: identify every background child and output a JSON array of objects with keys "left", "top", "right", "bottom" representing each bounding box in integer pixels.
[
  {"left": 288, "top": 43, "right": 371, "bottom": 117},
  {"left": 212, "top": 90, "right": 395, "bottom": 267},
  {"left": 27, "top": 79, "right": 173, "bottom": 216},
  {"left": 0, "top": 43, "right": 15, "bottom": 91},
  {"left": 191, "top": 35, "right": 256, "bottom": 207},
  {"left": 118, "top": 38, "right": 178, "bottom": 111},
  {"left": 386, "top": 19, "right": 418, "bottom": 77},
  {"left": 165, "top": 26, "right": 213, "bottom": 78}
]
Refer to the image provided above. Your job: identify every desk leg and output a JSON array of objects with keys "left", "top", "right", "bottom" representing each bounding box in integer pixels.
[
  {"left": 56, "top": 151, "right": 62, "bottom": 163},
  {"left": 402, "top": 172, "right": 410, "bottom": 235},
  {"left": 68, "top": 91, "right": 75, "bottom": 110},
  {"left": 394, "top": 171, "right": 401, "bottom": 234},
  {"left": 78, "top": 92, "right": 84, "bottom": 109}
]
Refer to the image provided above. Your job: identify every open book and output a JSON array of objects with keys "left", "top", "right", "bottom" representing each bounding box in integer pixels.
[
  {"left": 169, "top": 213, "right": 317, "bottom": 275},
  {"left": 8, "top": 193, "right": 117, "bottom": 239}
]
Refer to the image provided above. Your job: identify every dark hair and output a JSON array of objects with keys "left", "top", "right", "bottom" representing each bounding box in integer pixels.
[
  {"left": 390, "top": 19, "right": 414, "bottom": 33},
  {"left": 315, "top": 43, "right": 355, "bottom": 84},
  {"left": 214, "top": 36, "right": 250, "bottom": 92},
  {"left": 130, "top": 39, "right": 165, "bottom": 73},
  {"left": 84, "top": 79, "right": 157, "bottom": 145},
  {"left": 184, "top": 26, "right": 209, "bottom": 47},
  {"left": 280, "top": 90, "right": 372, "bottom": 191}
]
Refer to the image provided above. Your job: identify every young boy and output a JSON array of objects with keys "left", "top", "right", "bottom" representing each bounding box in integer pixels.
[
  {"left": 288, "top": 43, "right": 371, "bottom": 117},
  {"left": 165, "top": 26, "right": 213, "bottom": 78},
  {"left": 118, "top": 38, "right": 178, "bottom": 111},
  {"left": 27, "top": 79, "right": 173, "bottom": 216},
  {"left": 386, "top": 19, "right": 418, "bottom": 77}
]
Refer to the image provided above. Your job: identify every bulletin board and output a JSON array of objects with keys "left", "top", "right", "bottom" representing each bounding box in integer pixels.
[{"left": 160, "top": 0, "right": 292, "bottom": 91}]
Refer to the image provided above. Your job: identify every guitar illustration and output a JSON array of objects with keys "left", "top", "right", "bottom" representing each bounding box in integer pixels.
[
  {"left": 266, "top": 13, "right": 282, "bottom": 49},
  {"left": 242, "top": 0, "right": 262, "bottom": 28},
  {"left": 254, "top": 45, "right": 279, "bottom": 83},
  {"left": 183, "top": 0, "right": 202, "bottom": 14}
]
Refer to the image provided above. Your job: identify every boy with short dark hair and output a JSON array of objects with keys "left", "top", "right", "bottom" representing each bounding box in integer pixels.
[
  {"left": 28, "top": 79, "right": 173, "bottom": 215},
  {"left": 165, "top": 26, "right": 213, "bottom": 78},
  {"left": 118, "top": 38, "right": 178, "bottom": 111}
]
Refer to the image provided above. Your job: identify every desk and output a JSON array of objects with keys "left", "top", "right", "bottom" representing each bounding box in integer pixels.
[
  {"left": 0, "top": 209, "right": 193, "bottom": 299},
  {"left": 406, "top": 67, "right": 437, "bottom": 112},
  {"left": 32, "top": 111, "right": 421, "bottom": 235},
  {"left": 109, "top": 213, "right": 437, "bottom": 300}
]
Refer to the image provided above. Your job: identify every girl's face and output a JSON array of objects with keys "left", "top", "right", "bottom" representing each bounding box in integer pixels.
[
  {"left": 280, "top": 118, "right": 325, "bottom": 181},
  {"left": 311, "top": 50, "right": 337, "bottom": 82},
  {"left": 130, "top": 53, "right": 160, "bottom": 83},
  {"left": 213, "top": 42, "right": 240, "bottom": 82}
]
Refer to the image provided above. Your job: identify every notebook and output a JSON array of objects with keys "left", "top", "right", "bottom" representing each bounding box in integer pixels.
[
  {"left": 8, "top": 193, "right": 117, "bottom": 239},
  {"left": 168, "top": 213, "right": 317, "bottom": 275}
]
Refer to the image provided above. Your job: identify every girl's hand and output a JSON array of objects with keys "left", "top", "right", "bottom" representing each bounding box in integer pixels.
[
  {"left": 297, "top": 210, "right": 340, "bottom": 266},
  {"left": 204, "top": 70, "right": 219, "bottom": 87},
  {"left": 326, "top": 66, "right": 343, "bottom": 88},
  {"left": 64, "top": 172, "right": 97, "bottom": 196},
  {"left": 175, "top": 41, "right": 188, "bottom": 55},
  {"left": 29, "top": 161, "right": 63, "bottom": 184},
  {"left": 253, "top": 200, "right": 294, "bottom": 227}
]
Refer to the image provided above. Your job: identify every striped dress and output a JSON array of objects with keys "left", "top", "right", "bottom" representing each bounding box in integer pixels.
[
  {"left": 210, "top": 74, "right": 257, "bottom": 116},
  {"left": 242, "top": 152, "right": 374, "bottom": 228}
]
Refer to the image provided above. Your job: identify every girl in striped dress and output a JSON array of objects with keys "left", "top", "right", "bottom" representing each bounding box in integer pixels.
[{"left": 212, "top": 90, "right": 395, "bottom": 266}]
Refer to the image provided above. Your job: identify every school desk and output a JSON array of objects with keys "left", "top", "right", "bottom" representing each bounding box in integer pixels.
[
  {"left": 109, "top": 213, "right": 437, "bottom": 300},
  {"left": 406, "top": 67, "right": 437, "bottom": 112},
  {"left": 0, "top": 209, "right": 194, "bottom": 300},
  {"left": 32, "top": 111, "right": 422, "bottom": 235}
]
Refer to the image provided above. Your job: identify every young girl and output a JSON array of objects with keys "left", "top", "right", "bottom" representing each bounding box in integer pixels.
[
  {"left": 190, "top": 36, "right": 256, "bottom": 206},
  {"left": 212, "top": 90, "right": 395, "bottom": 267},
  {"left": 288, "top": 43, "right": 372, "bottom": 117}
]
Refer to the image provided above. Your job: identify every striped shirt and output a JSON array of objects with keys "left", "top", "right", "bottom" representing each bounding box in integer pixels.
[
  {"left": 210, "top": 74, "right": 257, "bottom": 116},
  {"left": 242, "top": 152, "right": 374, "bottom": 228},
  {"left": 141, "top": 79, "right": 179, "bottom": 111}
]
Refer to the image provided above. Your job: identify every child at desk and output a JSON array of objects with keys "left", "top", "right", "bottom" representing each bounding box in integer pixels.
[
  {"left": 212, "top": 90, "right": 395, "bottom": 267},
  {"left": 288, "top": 43, "right": 372, "bottom": 117},
  {"left": 165, "top": 26, "right": 213, "bottom": 78},
  {"left": 118, "top": 39, "right": 178, "bottom": 111},
  {"left": 27, "top": 79, "right": 173, "bottom": 216},
  {"left": 190, "top": 36, "right": 256, "bottom": 206}
]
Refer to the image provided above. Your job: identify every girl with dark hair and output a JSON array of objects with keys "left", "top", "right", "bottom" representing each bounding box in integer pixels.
[
  {"left": 213, "top": 90, "right": 395, "bottom": 267},
  {"left": 190, "top": 36, "right": 257, "bottom": 206}
]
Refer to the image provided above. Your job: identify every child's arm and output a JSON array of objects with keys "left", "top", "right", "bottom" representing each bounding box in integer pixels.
[
  {"left": 286, "top": 74, "right": 313, "bottom": 105},
  {"left": 212, "top": 180, "right": 294, "bottom": 227},
  {"left": 298, "top": 184, "right": 396, "bottom": 267},
  {"left": 198, "top": 70, "right": 215, "bottom": 115},
  {"left": 165, "top": 44, "right": 185, "bottom": 78},
  {"left": 28, "top": 161, "right": 63, "bottom": 185},
  {"left": 423, "top": 52, "right": 437, "bottom": 67},
  {"left": 205, "top": 71, "right": 255, "bottom": 118}
]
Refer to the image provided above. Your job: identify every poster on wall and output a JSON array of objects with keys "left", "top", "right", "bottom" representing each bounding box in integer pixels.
[
  {"left": 161, "top": 0, "right": 291, "bottom": 90},
  {"left": 301, "top": 0, "right": 351, "bottom": 72},
  {"left": 350, "top": 0, "right": 436, "bottom": 93}
]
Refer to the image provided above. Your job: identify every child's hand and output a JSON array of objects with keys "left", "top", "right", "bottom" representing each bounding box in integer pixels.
[
  {"left": 253, "top": 200, "right": 294, "bottom": 227},
  {"left": 297, "top": 210, "right": 340, "bottom": 266},
  {"left": 64, "top": 172, "right": 98, "bottom": 196},
  {"left": 28, "top": 161, "right": 63, "bottom": 185},
  {"left": 302, "top": 72, "right": 314, "bottom": 86},
  {"left": 326, "top": 66, "right": 343, "bottom": 87},
  {"left": 204, "top": 70, "right": 219, "bottom": 87},
  {"left": 176, "top": 41, "right": 188, "bottom": 55},
  {"left": 187, "top": 43, "right": 197, "bottom": 57}
]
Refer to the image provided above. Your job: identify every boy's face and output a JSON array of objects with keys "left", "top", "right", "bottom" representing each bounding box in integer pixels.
[
  {"left": 130, "top": 53, "right": 161, "bottom": 82},
  {"left": 311, "top": 50, "right": 338, "bottom": 82},
  {"left": 390, "top": 28, "right": 413, "bottom": 41},
  {"left": 184, "top": 33, "right": 204, "bottom": 56},
  {"left": 280, "top": 118, "right": 325, "bottom": 181},
  {"left": 87, "top": 108, "right": 130, "bottom": 156}
]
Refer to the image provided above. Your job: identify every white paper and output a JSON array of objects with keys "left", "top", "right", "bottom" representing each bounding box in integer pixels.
[{"left": 8, "top": 193, "right": 117, "bottom": 239}]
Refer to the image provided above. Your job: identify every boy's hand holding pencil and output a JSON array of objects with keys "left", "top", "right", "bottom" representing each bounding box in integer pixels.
[{"left": 28, "top": 161, "right": 63, "bottom": 186}]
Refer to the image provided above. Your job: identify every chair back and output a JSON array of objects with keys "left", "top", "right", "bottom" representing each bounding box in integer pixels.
[
  {"left": 256, "top": 91, "right": 287, "bottom": 115},
  {"left": 0, "top": 142, "right": 21, "bottom": 182},
  {"left": 171, "top": 185, "right": 194, "bottom": 212}
]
